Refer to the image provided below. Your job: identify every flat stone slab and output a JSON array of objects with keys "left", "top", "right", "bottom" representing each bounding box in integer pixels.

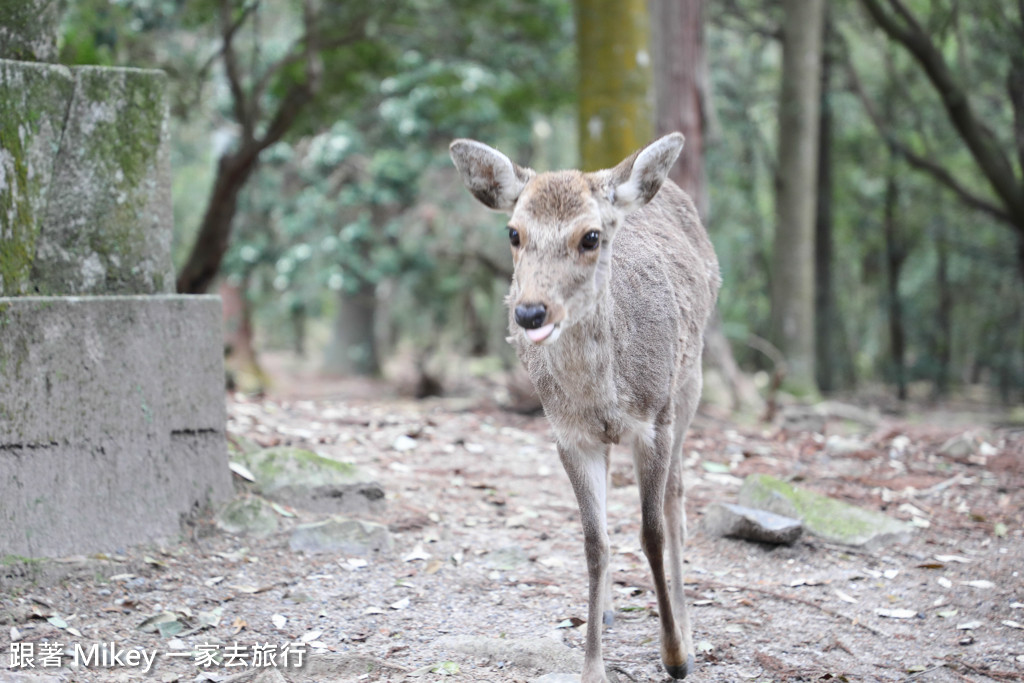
[
  {"left": 738, "top": 474, "right": 913, "bottom": 549},
  {"left": 1, "top": 60, "right": 174, "bottom": 296},
  {"left": 233, "top": 446, "right": 385, "bottom": 516},
  {"left": 289, "top": 518, "right": 392, "bottom": 556},
  {"left": 702, "top": 502, "right": 803, "bottom": 545},
  {"left": 0, "top": 295, "right": 232, "bottom": 557}
]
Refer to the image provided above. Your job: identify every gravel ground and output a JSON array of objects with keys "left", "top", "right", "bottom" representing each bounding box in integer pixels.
[{"left": 2, "top": 387, "right": 1023, "bottom": 683}]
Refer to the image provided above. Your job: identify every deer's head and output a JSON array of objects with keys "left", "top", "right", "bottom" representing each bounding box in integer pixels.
[{"left": 450, "top": 134, "right": 684, "bottom": 346}]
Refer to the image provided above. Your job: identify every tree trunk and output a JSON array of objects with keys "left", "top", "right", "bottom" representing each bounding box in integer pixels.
[
  {"left": 934, "top": 220, "right": 951, "bottom": 397},
  {"left": 650, "top": 0, "right": 706, "bottom": 212},
  {"left": 576, "top": 0, "right": 653, "bottom": 170},
  {"left": 769, "top": 0, "right": 825, "bottom": 396},
  {"left": 176, "top": 149, "right": 261, "bottom": 294},
  {"left": 220, "top": 276, "right": 267, "bottom": 393},
  {"left": 324, "top": 282, "right": 380, "bottom": 376},
  {"left": 814, "top": 11, "right": 836, "bottom": 394},
  {"left": 651, "top": 0, "right": 762, "bottom": 413},
  {"left": 883, "top": 158, "right": 907, "bottom": 401}
]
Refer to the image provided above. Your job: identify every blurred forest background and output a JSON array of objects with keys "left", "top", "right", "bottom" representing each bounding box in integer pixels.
[{"left": 58, "top": 0, "right": 1024, "bottom": 412}]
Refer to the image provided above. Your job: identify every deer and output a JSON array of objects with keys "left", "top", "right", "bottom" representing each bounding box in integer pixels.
[{"left": 449, "top": 133, "right": 720, "bottom": 682}]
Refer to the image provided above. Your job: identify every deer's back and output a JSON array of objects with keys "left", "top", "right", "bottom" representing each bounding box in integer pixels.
[{"left": 608, "top": 181, "right": 719, "bottom": 408}]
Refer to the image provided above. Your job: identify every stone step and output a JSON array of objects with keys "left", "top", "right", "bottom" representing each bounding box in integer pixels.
[{"left": 0, "top": 295, "right": 232, "bottom": 557}]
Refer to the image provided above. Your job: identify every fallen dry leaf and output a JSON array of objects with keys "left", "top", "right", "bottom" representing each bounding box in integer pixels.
[{"left": 875, "top": 608, "right": 918, "bottom": 619}]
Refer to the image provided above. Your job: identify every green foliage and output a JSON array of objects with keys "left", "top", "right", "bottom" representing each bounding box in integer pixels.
[
  {"left": 55, "top": 0, "right": 1022, "bottom": 399},
  {"left": 211, "top": 0, "right": 574, "bottom": 357},
  {"left": 707, "top": 0, "right": 1024, "bottom": 400}
]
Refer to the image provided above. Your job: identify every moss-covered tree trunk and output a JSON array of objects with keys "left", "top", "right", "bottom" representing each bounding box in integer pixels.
[
  {"left": 769, "top": 0, "right": 825, "bottom": 396},
  {"left": 575, "top": 0, "right": 652, "bottom": 171}
]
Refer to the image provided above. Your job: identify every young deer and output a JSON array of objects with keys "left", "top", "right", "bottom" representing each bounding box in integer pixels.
[{"left": 450, "top": 133, "right": 720, "bottom": 682}]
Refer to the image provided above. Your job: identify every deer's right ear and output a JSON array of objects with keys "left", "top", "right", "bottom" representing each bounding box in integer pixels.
[{"left": 450, "top": 139, "right": 533, "bottom": 212}]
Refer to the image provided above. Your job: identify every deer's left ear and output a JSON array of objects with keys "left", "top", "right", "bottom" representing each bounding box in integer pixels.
[{"left": 605, "top": 133, "right": 685, "bottom": 211}]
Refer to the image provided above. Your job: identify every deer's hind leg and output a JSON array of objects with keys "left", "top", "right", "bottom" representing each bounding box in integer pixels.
[
  {"left": 633, "top": 414, "right": 691, "bottom": 679},
  {"left": 663, "top": 369, "right": 703, "bottom": 677}
]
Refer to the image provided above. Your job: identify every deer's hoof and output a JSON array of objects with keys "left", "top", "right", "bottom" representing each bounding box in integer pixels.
[
  {"left": 603, "top": 609, "right": 615, "bottom": 627},
  {"left": 664, "top": 654, "right": 695, "bottom": 679}
]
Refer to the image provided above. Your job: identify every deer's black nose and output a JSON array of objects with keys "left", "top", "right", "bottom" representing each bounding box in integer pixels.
[{"left": 514, "top": 303, "right": 548, "bottom": 329}]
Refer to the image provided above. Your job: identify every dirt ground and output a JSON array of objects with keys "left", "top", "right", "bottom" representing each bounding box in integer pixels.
[{"left": 2, "top": 375, "right": 1023, "bottom": 683}]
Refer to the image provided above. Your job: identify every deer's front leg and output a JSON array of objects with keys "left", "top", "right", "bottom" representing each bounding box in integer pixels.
[{"left": 558, "top": 442, "right": 611, "bottom": 683}]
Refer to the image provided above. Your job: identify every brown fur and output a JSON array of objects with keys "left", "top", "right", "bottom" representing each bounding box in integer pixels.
[{"left": 451, "top": 134, "right": 720, "bottom": 683}]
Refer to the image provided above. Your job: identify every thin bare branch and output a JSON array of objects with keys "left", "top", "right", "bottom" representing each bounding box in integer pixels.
[
  {"left": 249, "top": 8, "right": 369, "bottom": 112},
  {"left": 220, "top": 0, "right": 254, "bottom": 141},
  {"left": 859, "top": 0, "right": 1024, "bottom": 224},
  {"left": 844, "top": 56, "right": 1014, "bottom": 224}
]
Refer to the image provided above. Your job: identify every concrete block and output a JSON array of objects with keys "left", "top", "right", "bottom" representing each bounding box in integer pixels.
[
  {"left": 0, "top": 0, "right": 62, "bottom": 62},
  {"left": 33, "top": 66, "right": 175, "bottom": 295},
  {"left": 0, "top": 295, "right": 232, "bottom": 557},
  {"left": 0, "top": 60, "right": 74, "bottom": 294},
  {"left": 0, "top": 61, "right": 175, "bottom": 296}
]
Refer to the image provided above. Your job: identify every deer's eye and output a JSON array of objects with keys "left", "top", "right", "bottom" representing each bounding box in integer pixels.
[
  {"left": 508, "top": 227, "right": 521, "bottom": 248},
  {"left": 579, "top": 230, "right": 600, "bottom": 252}
]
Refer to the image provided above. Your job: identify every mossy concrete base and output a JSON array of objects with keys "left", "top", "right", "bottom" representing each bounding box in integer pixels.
[
  {"left": 0, "top": 295, "right": 232, "bottom": 558},
  {"left": 0, "top": 0, "right": 61, "bottom": 62},
  {"left": 0, "top": 60, "right": 175, "bottom": 296},
  {"left": 0, "top": 59, "right": 74, "bottom": 294},
  {"left": 738, "top": 474, "right": 913, "bottom": 549},
  {"left": 234, "top": 446, "right": 385, "bottom": 516}
]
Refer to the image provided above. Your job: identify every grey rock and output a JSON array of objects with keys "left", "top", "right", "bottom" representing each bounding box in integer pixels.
[
  {"left": 738, "top": 474, "right": 913, "bottom": 549},
  {"left": 0, "top": 296, "right": 232, "bottom": 558},
  {"left": 778, "top": 405, "right": 826, "bottom": 434},
  {"left": 234, "top": 446, "right": 385, "bottom": 516},
  {"left": 216, "top": 497, "right": 279, "bottom": 537},
  {"left": 938, "top": 432, "right": 978, "bottom": 460},
  {"left": 703, "top": 502, "right": 803, "bottom": 545},
  {"left": 824, "top": 435, "right": 871, "bottom": 457},
  {"left": 434, "top": 635, "right": 583, "bottom": 675},
  {"left": 485, "top": 545, "right": 530, "bottom": 570},
  {"left": 289, "top": 518, "right": 392, "bottom": 555}
]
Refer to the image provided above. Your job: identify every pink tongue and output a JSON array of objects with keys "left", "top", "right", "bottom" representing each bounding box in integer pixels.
[{"left": 525, "top": 323, "right": 555, "bottom": 343}]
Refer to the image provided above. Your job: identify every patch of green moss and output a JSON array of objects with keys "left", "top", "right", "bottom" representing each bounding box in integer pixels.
[
  {"left": 0, "top": 61, "right": 74, "bottom": 295},
  {"left": 0, "top": 0, "right": 60, "bottom": 62},
  {"left": 237, "top": 447, "right": 359, "bottom": 493},
  {"left": 1, "top": 553, "right": 42, "bottom": 566},
  {"left": 79, "top": 67, "right": 164, "bottom": 189},
  {"left": 740, "top": 473, "right": 910, "bottom": 546}
]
